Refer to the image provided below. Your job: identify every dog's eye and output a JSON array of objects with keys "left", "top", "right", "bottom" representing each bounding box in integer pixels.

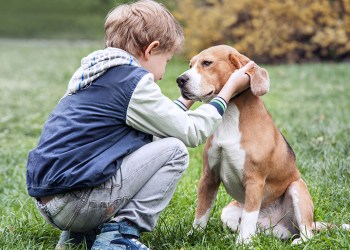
[{"left": 202, "top": 60, "right": 213, "bottom": 67}]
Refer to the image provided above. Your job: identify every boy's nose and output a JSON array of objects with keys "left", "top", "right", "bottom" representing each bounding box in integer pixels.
[{"left": 176, "top": 75, "right": 189, "bottom": 88}]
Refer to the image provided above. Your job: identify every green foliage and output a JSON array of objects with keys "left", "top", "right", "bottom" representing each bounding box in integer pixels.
[
  {"left": 0, "top": 40, "right": 349, "bottom": 249},
  {"left": 175, "top": 0, "right": 350, "bottom": 63},
  {"left": 0, "top": 0, "right": 173, "bottom": 41},
  {"left": 1, "top": 0, "right": 349, "bottom": 63},
  {"left": 0, "top": 0, "right": 118, "bottom": 40}
]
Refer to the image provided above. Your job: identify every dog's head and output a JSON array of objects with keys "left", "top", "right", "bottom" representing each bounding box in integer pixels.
[{"left": 176, "top": 45, "right": 270, "bottom": 102}]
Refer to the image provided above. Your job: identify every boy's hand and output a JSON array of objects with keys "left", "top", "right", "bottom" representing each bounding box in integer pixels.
[
  {"left": 178, "top": 96, "right": 195, "bottom": 109},
  {"left": 217, "top": 61, "right": 255, "bottom": 103},
  {"left": 227, "top": 61, "right": 254, "bottom": 94}
]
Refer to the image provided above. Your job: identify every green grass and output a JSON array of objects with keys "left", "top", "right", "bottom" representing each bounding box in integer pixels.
[{"left": 0, "top": 39, "right": 349, "bottom": 249}]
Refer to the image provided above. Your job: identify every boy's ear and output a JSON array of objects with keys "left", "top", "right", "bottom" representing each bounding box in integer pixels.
[{"left": 144, "top": 41, "right": 160, "bottom": 59}]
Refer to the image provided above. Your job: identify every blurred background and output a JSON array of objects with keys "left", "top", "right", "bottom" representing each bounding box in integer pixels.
[{"left": 1, "top": 0, "right": 349, "bottom": 63}]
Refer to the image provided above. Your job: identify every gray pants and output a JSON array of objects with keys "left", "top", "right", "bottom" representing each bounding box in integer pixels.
[{"left": 37, "top": 137, "right": 189, "bottom": 232}]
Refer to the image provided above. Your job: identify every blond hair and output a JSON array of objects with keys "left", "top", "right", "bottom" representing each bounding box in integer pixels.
[{"left": 105, "top": 0, "right": 184, "bottom": 56}]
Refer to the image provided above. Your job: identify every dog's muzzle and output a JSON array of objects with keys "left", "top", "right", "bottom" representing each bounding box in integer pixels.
[
  {"left": 176, "top": 74, "right": 189, "bottom": 88},
  {"left": 176, "top": 74, "right": 201, "bottom": 101},
  {"left": 176, "top": 75, "right": 192, "bottom": 99}
]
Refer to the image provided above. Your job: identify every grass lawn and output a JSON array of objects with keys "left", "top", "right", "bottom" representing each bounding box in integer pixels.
[{"left": 0, "top": 39, "right": 349, "bottom": 249}]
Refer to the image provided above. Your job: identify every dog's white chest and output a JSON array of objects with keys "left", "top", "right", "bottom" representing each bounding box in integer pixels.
[{"left": 207, "top": 103, "right": 246, "bottom": 203}]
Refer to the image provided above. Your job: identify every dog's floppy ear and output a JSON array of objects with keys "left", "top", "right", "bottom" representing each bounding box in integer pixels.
[{"left": 229, "top": 52, "right": 270, "bottom": 96}]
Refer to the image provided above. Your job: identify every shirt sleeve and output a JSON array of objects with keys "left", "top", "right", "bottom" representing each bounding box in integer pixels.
[{"left": 126, "top": 73, "right": 224, "bottom": 147}]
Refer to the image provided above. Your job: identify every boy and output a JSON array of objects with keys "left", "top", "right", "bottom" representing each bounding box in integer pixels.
[{"left": 26, "top": 0, "right": 255, "bottom": 249}]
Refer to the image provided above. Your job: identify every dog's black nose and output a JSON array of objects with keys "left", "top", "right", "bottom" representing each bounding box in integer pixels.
[{"left": 176, "top": 74, "right": 189, "bottom": 88}]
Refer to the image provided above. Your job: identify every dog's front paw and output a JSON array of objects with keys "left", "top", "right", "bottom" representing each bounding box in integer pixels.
[
  {"left": 187, "top": 228, "right": 197, "bottom": 237},
  {"left": 235, "top": 233, "right": 253, "bottom": 245},
  {"left": 187, "top": 228, "right": 194, "bottom": 237},
  {"left": 187, "top": 224, "right": 204, "bottom": 237}
]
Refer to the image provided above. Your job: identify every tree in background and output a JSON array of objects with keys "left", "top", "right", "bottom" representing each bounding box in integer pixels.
[{"left": 175, "top": 0, "right": 350, "bottom": 63}]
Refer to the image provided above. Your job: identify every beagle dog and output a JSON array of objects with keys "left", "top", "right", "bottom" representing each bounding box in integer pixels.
[{"left": 176, "top": 45, "right": 349, "bottom": 245}]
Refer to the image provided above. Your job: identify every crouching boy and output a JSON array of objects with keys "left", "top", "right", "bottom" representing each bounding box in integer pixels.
[{"left": 26, "top": 0, "right": 254, "bottom": 249}]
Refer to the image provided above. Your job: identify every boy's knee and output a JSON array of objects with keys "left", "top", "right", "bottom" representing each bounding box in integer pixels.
[
  {"left": 170, "top": 137, "right": 188, "bottom": 152},
  {"left": 164, "top": 137, "right": 189, "bottom": 170}
]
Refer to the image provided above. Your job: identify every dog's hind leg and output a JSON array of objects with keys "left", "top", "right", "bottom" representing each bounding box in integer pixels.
[
  {"left": 285, "top": 179, "right": 314, "bottom": 245},
  {"left": 221, "top": 200, "right": 243, "bottom": 232}
]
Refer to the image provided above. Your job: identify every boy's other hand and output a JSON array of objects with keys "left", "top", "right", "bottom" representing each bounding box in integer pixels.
[{"left": 178, "top": 96, "right": 195, "bottom": 109}]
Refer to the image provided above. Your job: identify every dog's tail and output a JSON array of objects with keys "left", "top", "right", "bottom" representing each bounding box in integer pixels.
[{"left": 313, "top": 221, "right": 350, "bottom": 232}]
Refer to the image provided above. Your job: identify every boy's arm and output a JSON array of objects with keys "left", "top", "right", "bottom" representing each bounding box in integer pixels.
[
  {"left": 126, "top": 62, "right": 253, "bottom": 147},
  {"left": 126, "top": 73, "right": 222, "bottom": 147}
]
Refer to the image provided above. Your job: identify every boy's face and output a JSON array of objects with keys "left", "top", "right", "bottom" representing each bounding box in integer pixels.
[{"left": 139, "top": 51, "right": 173, "bottom": 82}]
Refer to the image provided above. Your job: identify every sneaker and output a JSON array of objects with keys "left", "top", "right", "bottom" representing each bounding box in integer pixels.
[
  {"left": 91, "top": 220, "right": 150, "bottom": 250},
  {"left": 55, "top": 230, "right": 97, "bottom": 250}
]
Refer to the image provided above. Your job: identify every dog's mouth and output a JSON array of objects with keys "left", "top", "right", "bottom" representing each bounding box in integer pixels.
[
  {"left": 204, "top": 90, "right": 214, "bottom": 98},
  {"left": 181, "top": 89, "right": 215, "bottom": 102},
  {"left": 180, "top": 90, "right": 199, "bottom": 101}
]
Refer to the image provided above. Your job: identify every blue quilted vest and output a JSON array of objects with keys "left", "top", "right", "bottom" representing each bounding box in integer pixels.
[{"left": 26, "top": 65, "right": 152, "bottom": 197}]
